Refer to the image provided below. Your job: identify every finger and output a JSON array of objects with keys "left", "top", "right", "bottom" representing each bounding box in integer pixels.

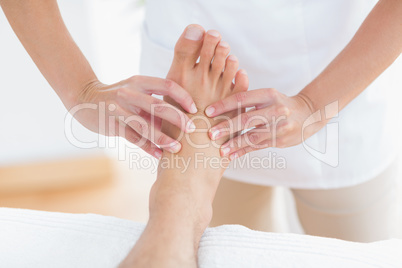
[
  {"left": 137, "top": 109, "right": 163, "bottom": 132},
  {"left": 220, "top": 125, "right": 271, "bottom": 156},
  {"left": 118, "top": 92, "right": 196, "bottom": 134},
  {"left": 209, "top": 105, "right": 289, "bottom": 140},
  {"left": 120, "top": 123, "right": 163, "bottom": 159},
  {"left": 205, "top": 88, "right": 279, "bottom": 117},
  {"left": 117, "top": 111, "right": 182, "bottom": 153},
  {"left": 228, "top": 138, "right": 271, "bottom": 161},
  {"left": 125, "top": 76, "right": 197, "bottom": 114}
]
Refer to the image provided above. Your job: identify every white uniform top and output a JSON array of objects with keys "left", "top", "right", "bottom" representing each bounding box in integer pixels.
[{"left": 140, "top": 0, "right": 400, "bottom": 189}]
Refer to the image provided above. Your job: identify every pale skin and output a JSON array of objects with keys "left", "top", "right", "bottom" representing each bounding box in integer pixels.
[
  {"left": 1, "top": 0, "right": 401, "bottom": 265},
  {"left": 0, "top": 0, "right": 200, "bottom": 158},
  {"left": 1, "top": 0, "right": 401, "bottom": 157},
  {"left": 205, "top": 0, "right": 402, "bottom": 159},
  {"left": 119, "top": 26, "right": 248, "bottom": 267}
]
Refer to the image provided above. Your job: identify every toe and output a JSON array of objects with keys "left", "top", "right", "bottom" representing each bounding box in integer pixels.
[
  {"left": 172, "top": 24, "right": 205, "bottom": 70},
  {"left": 233, "top": 69, "right": 249, "bottom": 92},
  {"left": 198, "top": 30, "right": 222, "bottom": 72},
  {"left": 211, "top": 41, "right": 231, "bottom": 80},
  {"left": 222, "top": 55, "right": 239, "bottom": 87}
]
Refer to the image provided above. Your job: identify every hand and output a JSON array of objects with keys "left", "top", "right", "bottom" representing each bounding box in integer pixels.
[
  {"left": 70, "top": 75, "right": 198, "bottom": 158},
  {"left": 204, "top": 88, "right": 324, "bottom": 159}
]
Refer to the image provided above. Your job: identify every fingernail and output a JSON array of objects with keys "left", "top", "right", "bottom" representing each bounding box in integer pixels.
[
  {"left": 221, "top": 147, "right": 231, "bottom": 156},
  {"left": 219, "top": 41, "right": 229, "bottom": 48},
  {"left": 229, "top": 153, "right": 239, "bottom": 161},
  {"left": 208, "top": 30, "right": 220, "bottom": 37},
  {"left": 190, "top": 103, "right": 198, "bottom": 114},
  {"left": 155, "top": 151, "right": 162, "bottom": 159},
  {"left": 210, "top": 129, "right": 220, "bottom": 140},
  {"left": 184, "top": 26, "right": 204, "bottom": 41},
  {"left": 168, "top": 142, "right": 181, "bottom": 153},
  {"left": 187, "top": 121, "right": 196, "bottom": 133},
  {"left": 228, "top": 55, "right": 238, "bottom": 61},
  {"left": 205, "top": 106, "right": 215, "bottom": 117}
]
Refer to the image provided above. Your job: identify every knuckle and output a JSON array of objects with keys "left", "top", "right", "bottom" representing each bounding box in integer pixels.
[
  {"left": 216, "top": 100, "right": 226, "bottom": 112},
  {"left": 263, "top": 88, "right": 279, "bottom": 101},
  {"left": 283, "top": 122, "right": 295, "bottom": 133},
  {"left": 164, "top": 79, "right": 175, "bottom": 91},
  {"left": 151, "top": 100, "right": 166, "bottom": 113},
  {"left": 141, "top": 142, "right": 151, "bottom": 152},
  {"left": 219, "top": 121, "right": 230, "bottom": 131},
  {"left": 127, "top": 132, "right": 141, "bottom": 144},
  {"left": 240, "top": 113, "right": 250, "bottom": 127},
  {"left": 248, "top": 132, "right": 260, "bottom": 144},
  {"left": 233, "top": 137, "right": 241, "bottom": 149},
  {"left": 156, "top": 134, "right": 169, "bottom": 146},
  {"left": 128, "top": 75, "right": 140, "bottom": 85},
  {"left": 275, "top": 105, "right": 290, "bottom": 117},
  {"left": 235, "top": 92, "right": 247, "bottom": 104},
  {"left": 182, "top": 94, "right": 193, "bottom": 106}
]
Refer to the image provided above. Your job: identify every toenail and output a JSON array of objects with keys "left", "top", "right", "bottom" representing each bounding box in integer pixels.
[
  {"left": 228, "top": 55, "right": 238, "bottom": 61},
  {"left": 219, "top": 41, "right": 229, "bottom": 48},
  {"left": 205, "top": 106, "right": 215, "bottom": 117},
  {"left": 239, "top": 69, "right": 247, "bottom": 75},
  {"left": 208, "top": 30, "right": 220, "bottom": 37},
  {"left": 184, "top": 26, "right": 204, "bottom": 41}
]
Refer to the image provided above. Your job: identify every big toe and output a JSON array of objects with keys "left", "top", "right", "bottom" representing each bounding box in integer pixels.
[{"left": 171, "top": 24, "right": 205, "bottom": 70}]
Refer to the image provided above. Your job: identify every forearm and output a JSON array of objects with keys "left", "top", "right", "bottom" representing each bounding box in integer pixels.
[
  {"left": 0, "top": 0, "right": 98, "bottom": 109},
  {"left": 299, "top": 0, "right": 402, "bottom": 118}
]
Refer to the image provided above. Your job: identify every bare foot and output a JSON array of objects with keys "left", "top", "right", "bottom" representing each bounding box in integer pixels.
[
  {"left": 132, "top": 25, "right": 248, "bottom": 268},
  {"left": 166, "top": 25, "right": 249, "bottom": 113},
  {"left": 151, "top": 24, "right": 249, "bottom": 225}
]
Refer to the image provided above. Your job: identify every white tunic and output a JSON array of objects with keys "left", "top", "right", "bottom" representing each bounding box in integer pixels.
[{"left": 139, "top": 0, "right": 400, "bottom": 189}]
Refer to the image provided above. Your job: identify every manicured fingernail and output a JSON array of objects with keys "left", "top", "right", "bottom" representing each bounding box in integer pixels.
[
  {"left": 168, "top": 142, "right": 181, "bottom": 153},
  {"left": 208, "top": 30, "right": 220, "bottom": 37},
  {"left": 228, "top": 55, "right": 238, "bottom": 61},
  {"left": 221, "top": 147, "right": 231, "bottom": 156},
  {"left": 210, "top": 129, "right": 220, "bottom": 140},
  {"left": 229, "top": 153, "right": 239, "bottom": 161},
  {"left": 190, "top": 103, "right": 198, "bottom": 114},
  {"left": 219, "top": 41, "right": 229, "bottom": 48},
  {"left": 154, "top": 151, "right": 162, "bottom": 159},
  {"left": 185, "top": 26, "right": 204, "bottom": 41},
  {"left": 205, "top": 106, "right": 215, "bottom": 117},
  {"left": 187, "top": 121, "right": 196, "bottom": 133}
]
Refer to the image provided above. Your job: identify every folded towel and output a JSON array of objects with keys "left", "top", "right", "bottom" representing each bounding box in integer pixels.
[{"left": 0, "top": 207, "right": 400, "bottom": 268}]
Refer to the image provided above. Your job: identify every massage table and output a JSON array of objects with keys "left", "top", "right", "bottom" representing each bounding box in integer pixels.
[{"left": 0, "top": 207, "right": 401, "bottom": 267}]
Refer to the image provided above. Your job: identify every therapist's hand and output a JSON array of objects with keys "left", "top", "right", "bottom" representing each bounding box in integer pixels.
[
  {"left": 205, "top": 88, "right": 325, "bottom": 159},
  {"left": 71, "top": 76, "right": 198, "bottom": 158}
]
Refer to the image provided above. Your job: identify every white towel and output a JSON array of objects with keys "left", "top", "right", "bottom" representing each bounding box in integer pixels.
[{"left": 0, "top": 207, "right": 401, "bottom": 268}]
